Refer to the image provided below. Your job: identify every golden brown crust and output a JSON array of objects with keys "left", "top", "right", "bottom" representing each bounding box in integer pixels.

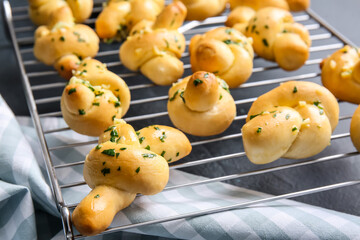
[
  {"left": 95, "top": 0, "right": 164, "bottom": 40},
  {"left": 229, "top": 0, "right": 289, "bottom": 10},
  {"left": 28, "top": 0, "right": 93, "bottom": 25},
  {"left": 137, "top": 125, "right": 192, "bottom": 163},
  {"left": 321, "top": 46, "right": 360, "bottom": 104},
  {"left": 72, "top": 186, "right": 136, "bottom": 236},
  {"left": 225, "top": 7, "right": 256, "bottom": 33},
  {"left": 179, "top": 0, "right": 227, "bottom": 20},
  {"left": 243, "top": 7, "right": 311, "bottom": 71},
  {"left": 61, "top": 59, "right": 131, "bottom": 136},
  {"left": 242, "top": 81, "right": 339, "bottom": 164},
  {"left": 119, "top": 1, "right": 187, "bottom": 85},
  {"left": 190, "top": 27, "right": 254, "bottom": 88},
  {"left": 286, "top": 0, "right": 310, "bottom": 11},
  {"left": 229, "top": 0, "right": 309, "bottom": 11},
  {"left": 350, "top": 105, "right": 360, "bottom": 152},
  {"left": 167, "top": 72, "right": 236, "bottom": 136}
]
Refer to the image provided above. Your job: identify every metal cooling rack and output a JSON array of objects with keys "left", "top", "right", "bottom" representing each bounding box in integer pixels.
[{"left": 3, "top": 0, "right": 360, "bottom": 239}]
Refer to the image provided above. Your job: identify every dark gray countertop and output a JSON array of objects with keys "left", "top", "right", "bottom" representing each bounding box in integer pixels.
[{"left": 1, "top": 1, "right": 359, "bottom": 236}]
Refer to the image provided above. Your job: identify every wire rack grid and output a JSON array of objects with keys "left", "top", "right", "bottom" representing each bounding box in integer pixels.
[{"left": 3, "top": 0, "right": 360, "bottom": 239}]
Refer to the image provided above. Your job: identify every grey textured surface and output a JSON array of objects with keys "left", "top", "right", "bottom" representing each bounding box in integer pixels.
[{"left": 1, "top": 2, "right": 360, "bottom": 237}]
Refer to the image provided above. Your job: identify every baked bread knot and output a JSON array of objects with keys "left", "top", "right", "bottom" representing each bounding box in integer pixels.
[
  {"left": 229, "top": 0, "right": 309, "bottom": 12},
  {"left": 168, "top": 71, "right": 236, "bottom": 136},
  {"left": 350, "top": 105, "right": 360, "bottom": 152},
  {"left": 33, "top": 6, "right": 99, "bottom": 79},
  {"left": 72, "top": 120, "right": 191, "bottom": 236},
  {"left": 119, "top": 1, "right": 187, "bottom": 85},
  {"left": 99, "top": 121, "right": 192, "bottom": 163},
  {"left": 321, "top": 46, "right": 360, "bottom": 104},
  {"left": 244, "top": 7, "right": 311, "bottom": 71},
  {"left": 95, "top": 0, "right": 164, "bottom": 41},
  {"left": 190, "top": 27, "right": 254, "bottom": 88},
  {"left": 61, "top": 59, "right": 130, "bottom": 136},
  {"left": 242, "top": 81, "right": 339, "bottom": 164},
  {"left": 28, "top": 0, "right": 93, "bottom": 25},
  {"left": 178, "top": 0, "right": 227, "bottom": 21}
]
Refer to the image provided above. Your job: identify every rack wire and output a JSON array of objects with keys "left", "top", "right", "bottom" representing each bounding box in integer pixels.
[{"left": 4, "top": 0, "right": 360, "bottom": 239}]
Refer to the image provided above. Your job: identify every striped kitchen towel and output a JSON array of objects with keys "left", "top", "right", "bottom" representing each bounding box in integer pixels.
[{"left": 1, "top": 94, "right": 360, "bottom": 240}]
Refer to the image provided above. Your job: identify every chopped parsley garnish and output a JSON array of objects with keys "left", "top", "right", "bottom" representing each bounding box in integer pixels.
[
  {"left": 142, "top": 153, "right": 156, "bottom": 158},
  {"left": 314, "top": 101, "right": 321, "bottom": 106},
  {"left": 161, "top": 151, "right": 166, "bottom": 157},
  {"left": 154, "top": 126, "right": 160, "bottom": 130},
  {"left": 116, "top": 153, "right": 120, "bottom": 158},
  {"left": 223, "top": 39, "right": 239, "bottom": 45},
  {"left": 204, "top": 73, "right": 209, "bottom": 78},
  {"left": 251, "top": 25, "right": 256, "bottom": 33},
  {"left": 292, "top": 126, "right": 298, "bottom": 132},
  {"left": 120, "top": 147, "right": 127, "bottom": 150},
  {"left": 101, "top": 167, "right": 110, "bottom": 176},
  {"left": 95, "top": 92, "right": 104, "bottom": 97},
  {"left": 169, "top": 90, "right": 179, "bottom": 101},
  {"left": 136, "top": 131, "right": 140, "bottom": 136},
  {"left": 285, "top": 114, "right": 290, "bottom": 120},
  {"left": 219, "top": 94, "right": 223, "bottom": 100},
  {"left": 102, "top": 162, "right": 106, "bottom": 165},
  {"left": 167, "top": 158, "right": 172, "bottom": 162},
  {"left": 179, "top": 91, "right": 185, "bottom": 103},
  {"left": 273, "top": 113, "right": 277, "bottom": 118},
  {"left": 92, "top": 102, "right": 100, "bottom": 106},
  {"left": 135, "top": 167, "right": 140, "bottom": 173},
  {"left": 221, "top": 81, "right": 230, "bottom": 93},
  {"left": 176, "top": 152, "right": 179, "bottom": 157},
  {"left": 104, "top": 126, "right": 116, "bottom": 132},
  {"left": 293, "top": 86, "right": 298, "bottom": 93},
  {"left": 110, "top": 129, "right": 119, "bottom": 142},
  {"left": 112, "top": 115, "right": 116, "bottom": 121},
  {"left": 117, "top": 166, "right": 121, "bottom": 171},
  {"left": 95, "top": 145, "right": 102, "bottom": 150},
  {"left": 193, "top": 79, "right": 203, "bottom": 86},
  {"left": 262, "top": 38, "right": 269, "bottom": 47},
  {"left": 139, "top": 137, "right": 145, "bottom": 144},
  {"left": 59, "top": 36, "right": 65, "bottom": 42},
  {"left": 114, "top": 101, "right": 121, "bottom": 107},
  {"left": 159, "top": 132, "right": 167, "bottom": 142},
  {"left": 68, "top": 88, "right": 76, "bottom": 95},
  {"left": 164, "top": 39, "right": 169, "bottom": 48},
  {"left": 145, "top": 145, "right": 150, "bottom": 150},
  {"left": 283, "top": 29, "right": 288, "bottom": 33},
  {"left": 265, "top": 25, "right": 269, "bottom": 29},
  {"left": 78, "top": 109, "right": 86, "bottom": 115},
  {"left": 79, "top": 69, "right": 87, "bottom": 76},
  {"left": 250, "top": 112, "right": 264, "bottom": 120},
  {"left": 225, "top": 28, "right": 233, "bottom": 35},
  {"left": 257, "top": 127, "right": 262, "bottom": 133},
  {"left": 60, "top": 65, "right": 64, "bottom": 71},
  {"left": 94, "top": 194, "right": 100, "bottom": 198},
  {"left": 101, "top": 149, "right": 116, "bottom": 157}
]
